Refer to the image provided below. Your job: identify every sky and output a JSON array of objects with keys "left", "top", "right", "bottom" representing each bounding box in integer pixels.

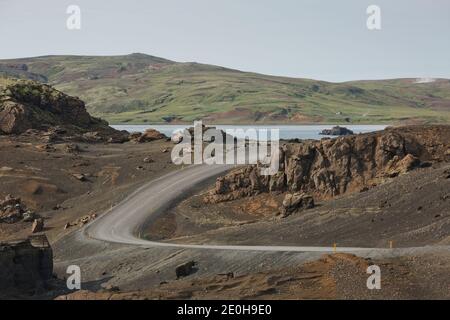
[{"left": 0, "top": 0, "right": 449, "bottom": 82}]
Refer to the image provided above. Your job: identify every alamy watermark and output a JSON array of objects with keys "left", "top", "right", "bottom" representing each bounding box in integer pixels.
[
  {"left": 171, "top": 121, "right": 280, "bottom": 175},
  {"left": 367, "top": 5, "right": 381, "bottom": 30},
  {"left": 366, "top": 265, "right": 381, "bottom": 290},
  {"left": 65, "top": 5, "right": 380, "bottom": 32},
  {"left": 66, "top": 5, "right": 81, "bottom": 30},
  {"left": 66, "top": 265, "right": 81, "bottom": 290}
]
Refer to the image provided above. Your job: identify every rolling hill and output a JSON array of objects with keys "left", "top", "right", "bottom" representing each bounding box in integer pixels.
[{"left": 1, "top": 53, "right": 450, "bottom": 124}]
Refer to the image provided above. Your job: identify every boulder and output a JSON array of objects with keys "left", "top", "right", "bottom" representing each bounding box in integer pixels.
[
  {"left": 320, "top": 126, "right": 354, "bottom": 136},
  {"left": 135, "top": 129, "right": 166, "bottom": 143},
  {"left": 22, "top": 210, "right": 36, "bottom": 222},
  {"left": 171, "top": 130, "right": 185, "bottom": 144},
  {"left": 31, "top": 218, "right": 44, "bottom": 233},
  {"left": 175, "top": 261, "right": 196, "bottom": 279},
  {"left": 279, "top": 193, "right": 314, "bottom": 217}
]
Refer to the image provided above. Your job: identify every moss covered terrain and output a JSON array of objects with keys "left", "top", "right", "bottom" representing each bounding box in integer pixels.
[{"left": 1, "top": 53, "right": 449, "bottom": 124}]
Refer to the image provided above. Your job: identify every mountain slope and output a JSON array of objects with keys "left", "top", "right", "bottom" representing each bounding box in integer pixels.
[{"left": 1, "top": 53, "right": 450, "bottom": 124}]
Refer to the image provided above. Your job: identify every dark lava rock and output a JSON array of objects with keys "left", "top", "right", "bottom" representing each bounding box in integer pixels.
[
  {"left": 175, "top": 261, "right": 196, "bottom": 279},
  {"left": 320, "top": 126, "right": 354, "bottom": 136},
  {"left": 0, "top": 235, "right": 53, "bottom": 292}
]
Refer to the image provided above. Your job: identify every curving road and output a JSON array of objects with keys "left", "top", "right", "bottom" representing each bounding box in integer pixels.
[{"left": 83, "top": 164, "right": 445, "bottom": 254}]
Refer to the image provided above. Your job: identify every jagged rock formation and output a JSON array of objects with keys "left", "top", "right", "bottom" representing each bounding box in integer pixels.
[
  {"left": 0, "top": 235, "right": 53, "bottom": 292},
  {"left": 0, "top": 79, "right": 128, "bottom": 142},
  {"left": 204, "top": 126, "right": 450, "bottom": 203}
]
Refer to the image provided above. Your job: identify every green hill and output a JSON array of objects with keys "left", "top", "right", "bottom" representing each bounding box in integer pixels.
[{"left": 1, "top": 53, "right": 449, "bottom": 124}]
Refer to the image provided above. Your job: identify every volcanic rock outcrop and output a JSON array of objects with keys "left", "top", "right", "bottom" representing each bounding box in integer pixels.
[
  {"left": 320, "top": 126, "right": 354, "bottom": 136},
  {"left": 0, "top": 79, "right": 128, "bottom": 142},
  {"left": 0, "top": 235, "right": 53, "bottom": 293},
  {"left": 204, "top": 126, "right": 450, "bottom": 203}
]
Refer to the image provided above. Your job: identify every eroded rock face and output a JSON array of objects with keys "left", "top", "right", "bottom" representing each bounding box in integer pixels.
[
  {"left": 0, "top": 235, "right": 53, "bottom": 292},
  {"left": 0, "top": 80, "right": 92, "bottom": 134},
  {"left": 204, "top": 126, "right": 450, "bottom": 204},
  {"left": 0, "top": 80, "right": 128, "bottom": 142}
]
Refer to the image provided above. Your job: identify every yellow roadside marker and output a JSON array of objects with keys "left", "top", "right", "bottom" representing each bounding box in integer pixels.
[
  {"left": 333, "top": 243, "right": 337, "bottom": 253},
  {"left": 389, "top": 240, "right": 393, "bottom": 249}
]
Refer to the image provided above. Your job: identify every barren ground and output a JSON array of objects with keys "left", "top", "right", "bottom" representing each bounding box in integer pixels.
[
  {"left": 149, "top": 163, "right": 450, "bottom": 248},
  {"left": 0, "top": 135, "right": 178, "bottom": 242},
  {"left": 55, "top": 252, "right": 450, "bottom": 300},
  {"left": 1, "top": 131, "right": 449, "bottom": 300}
]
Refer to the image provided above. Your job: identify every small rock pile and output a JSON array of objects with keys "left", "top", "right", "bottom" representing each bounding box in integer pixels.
[
  {"left": 64, "top": 212, "right": 97, "bottom": 230},
  {"left": 130, "top": 129, "right": 167, "bottom": 143},
  {"left": 175, "top": 261, "right": 196, "bottom": 279},
  {"left": 0, "top": 194, "right": 37, "bottom": 224}
]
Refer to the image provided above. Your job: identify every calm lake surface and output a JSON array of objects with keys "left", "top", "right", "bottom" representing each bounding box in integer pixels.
[{"left": 111, "top": 124, "right": 388, "bottom": 140}]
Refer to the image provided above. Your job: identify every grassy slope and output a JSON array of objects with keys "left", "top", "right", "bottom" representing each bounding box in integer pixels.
[{"left": 1, "top": 53, "right": 449, "bottom": 124}]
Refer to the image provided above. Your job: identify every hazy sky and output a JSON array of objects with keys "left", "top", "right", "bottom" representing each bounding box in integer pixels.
[{"left": 0, "top": 0, "right": 449, "bottom": 82}]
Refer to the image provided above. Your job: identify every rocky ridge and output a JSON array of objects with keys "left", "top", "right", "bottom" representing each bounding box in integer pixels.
[
  {"left": 0, "top": 79, "right": 128, "bottom": 142},
  {"left": 204, "top": 126, "right": 450, "bottom": 204}
]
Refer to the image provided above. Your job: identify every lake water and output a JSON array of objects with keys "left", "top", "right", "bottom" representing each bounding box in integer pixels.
[{"left": 111, "top": 124, "right": 388, "bottom": 140}]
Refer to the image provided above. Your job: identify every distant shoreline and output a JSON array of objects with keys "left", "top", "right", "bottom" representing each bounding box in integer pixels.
[
  {"left": 111, "top": 124, "right": 389, "bottom": 140},
  {"left": 108, "top": 121, "right": 395, "bottom": 126}
]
